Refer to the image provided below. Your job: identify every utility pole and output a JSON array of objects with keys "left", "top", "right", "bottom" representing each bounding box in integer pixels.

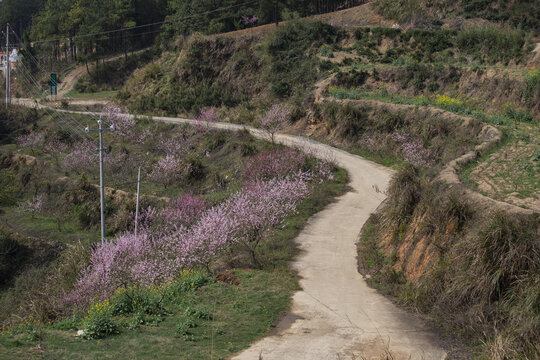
[
  {"left": 274, "top": 1, "right": 279, "bottom": 27},
  {"left": 5, "top": 23, "right": 11, "bottom": 107},
  {"left": 86, "top": 117, "right": 115, "bottom": 244},
  {"left": 135, "top": 167, "right": 141, "bottom": 236}
]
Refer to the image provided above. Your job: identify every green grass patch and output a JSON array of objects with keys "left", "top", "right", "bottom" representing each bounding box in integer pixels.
[
  {"left": 328, "top": 87, "right": 538, "bottom": 126},
  {"left": 0, "top": 269, "right": 298, "bottom": 360},
  {"left": 64, "top": 90, "right": 118, "bottom": 100},
  {"left": 0, "top": 208, "right": 98, "bottom": 245},
  {"left": 0, "top": 150, "right": 349, "bottom": 359}
]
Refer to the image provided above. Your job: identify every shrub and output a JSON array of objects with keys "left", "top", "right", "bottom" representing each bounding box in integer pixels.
[
  {"left": 335, "top": 104, "right": 370, "bottom": 140},
  {"left": 271, "top": 80, "right": 292, "bottom": 98},
  {"left": 204, "top": 130, "right": 227, "bottom": 151},
  {"left": 319, "top": 44, "right": 334, "bottom": 58},
  {"left": 0, "top": 105, "right": 40, "bottom": 145},
  {"left": 0, "top": 229, "right": 28, "bottom": 286},
  {"left": 353, "top": 27, "right": 367, "bottom": 40},
  {"left": 503, "top": 104, "right": 534, "bottom": 123},
  {"left": 385, "top": 165, "right": 423, "bottom": 225},
  {"left": 184, "top": 306, "right": 213, "bottom": 320},
  {"left": 522, "top": 69, "right": 540, "bottom": 103},
  {"left": 334, "top": 70, "right": 368, "bottom": 88},
  {"left": 111, "top": 287, "right": 166, "bottom": 317},
  {"left": 75, "top": 51, "right": 155, "bottom": 93},
  {"left": 434, "top": 94, "right": 467, "bottom": 113},
  {"left": 0, "top": 169, "right": 19, "bottom": 206},
  {"left": 183, "top": 155, "right": 205, "bottom": 181},
  {"left": 81, "top": 300, "right": 118, "bottom": 340},
  {"left": 374, "top": 112, "right": 406, "bottom": 133},
  {"left": 371, "top": 27, "right": 402, "bottom": 39},
  {"left": 176, "top": 317, "right": 197, "bottom": 338},
  {"left": 165, "top": 271, "right": 212, "bottom": 301},
  {"left": 456, "top": 24, "right": 525, "bottom": 64},
  {"left": 400, "top": 29, "right": 456, "bottom": 55},
  {"left": 427, "top": 82, "right": 439, "bottom": 92},
  {"left": 266, "top": 20, "right": 341, "bottom": 99},
  {"left": 373, "top": 0, "right": 424, "bottom": 24},
  {"left": 462, "top": 0, "right": 540, "bottom": 32}
]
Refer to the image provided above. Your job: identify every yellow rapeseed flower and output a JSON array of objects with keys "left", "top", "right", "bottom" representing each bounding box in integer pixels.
[{"left": 435, "top": 94, "right": 463, "bottom": 107}]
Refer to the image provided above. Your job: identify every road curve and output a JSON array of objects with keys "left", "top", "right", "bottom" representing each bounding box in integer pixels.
[
  {"left": 13, "top": 102, "right": 448, "bottom": 359},
  {"left": 154, "top": 116, "right": 448, "bottom": 360}
]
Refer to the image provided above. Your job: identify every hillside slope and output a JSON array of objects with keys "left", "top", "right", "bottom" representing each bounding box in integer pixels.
[{"left": 113, "top": 12, "right": 539, "bottom": 358}]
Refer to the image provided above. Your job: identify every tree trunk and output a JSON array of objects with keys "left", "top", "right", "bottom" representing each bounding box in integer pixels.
[{"left": 124, "top": 31, "right": 128, "bottom": 62}]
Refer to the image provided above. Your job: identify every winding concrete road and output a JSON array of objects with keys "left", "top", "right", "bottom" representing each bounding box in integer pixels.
[
  {"left": 154, "top": 117, "right": 448, "bottom": 360},
  {"left": 13, "top": 101, "right": 448, "bottom": 359}
]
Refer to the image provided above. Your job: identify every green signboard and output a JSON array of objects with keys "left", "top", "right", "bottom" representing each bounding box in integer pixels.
[{"left": 50, "top": 73, "right": 57, "bottom": 95}]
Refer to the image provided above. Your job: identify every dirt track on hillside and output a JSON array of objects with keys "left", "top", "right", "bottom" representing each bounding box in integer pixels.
[{"left": 58, "top": 49, "right": 147, "bottom": 97}]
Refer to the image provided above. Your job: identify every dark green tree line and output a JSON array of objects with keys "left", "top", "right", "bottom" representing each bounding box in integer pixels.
[
  {"left": 164, "top": 0, "right": 365, "bottom": 37},
  {"left": 0, "top": 0, "right": 45, "bottom": 37}
]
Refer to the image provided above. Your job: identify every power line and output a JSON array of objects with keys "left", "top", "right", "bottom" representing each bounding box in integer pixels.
[
  {"left": 12, "top": 60, "right": 89, "bottom": 135},
  {"left": 10, "top": 57, "right": 93, "bottom": 140},
  {"left": 9, "top": 27, "right": 112, "bottom": 136},
  {"left": 14, "top": 0, "right": 259, "bottom": 47}
]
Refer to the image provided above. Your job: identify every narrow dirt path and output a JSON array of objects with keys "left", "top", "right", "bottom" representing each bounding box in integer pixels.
[
  {"left": 14, "top": 101, "right": 449, "bottom": 359},
  {"left": 58, "top": 49, "right": 148, "bottom": 97}
]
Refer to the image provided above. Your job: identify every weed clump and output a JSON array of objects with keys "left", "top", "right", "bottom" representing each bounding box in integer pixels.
[
  {"left": 81, "top": 300, "right": 118, "bottom": 340},
  {"left": 385, "top": 165, "right": 423, "bottom": 226},
  {"left": 456, "top": 24, "right": 525, "bottom": 64}
]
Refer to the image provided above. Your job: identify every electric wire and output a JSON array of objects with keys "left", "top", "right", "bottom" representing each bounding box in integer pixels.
[
  {"left": 11, "top": 60, "right": 92, "bottom": 139},
  {"left": 7, "top": 0, "right": 259, "bottom": 47},
  {"left": 10, "top": 28, "right": 107, "bottom": 135}
]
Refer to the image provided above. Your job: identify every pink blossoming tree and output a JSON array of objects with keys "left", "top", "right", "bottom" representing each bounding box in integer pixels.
[
  {"left": 104, "top": 105, "right": 135, "bottom": 138},
  {"left": 62, "top": 141, "right": 95, "bottom": 173},
  {"left": 195, "top": 107, "right": 218, "bottom": 133},
  {"left": 16, "top": 132, "right": 45, "bottom": 154},
  {"left": 66, "top": 173, "right": 312, "bottom": 310},
  {"left": 259, "top": 104, "right": 290, "bottom": 145},
  {"left": 243, "top": 148, "right": 305, "bottom": 182},
  {"left": 393, "top": 133, "right": 433, "bottom": 167},
  {"left": 148, "top": 155, "right": 187, "bottom": 187}
]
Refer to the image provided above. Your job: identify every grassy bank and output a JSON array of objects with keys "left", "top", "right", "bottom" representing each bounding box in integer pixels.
[
  {"left": 0, "top": 167, "right": 348, "bottom": 360},
  {"left": 358, "top": 165, "right": 540, "bottom": 358}
]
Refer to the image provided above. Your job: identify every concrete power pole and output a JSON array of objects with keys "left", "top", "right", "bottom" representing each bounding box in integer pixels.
[
  {"left": 135, "top": 167, "right": 141, "bottom": 236},
  {"left": 274, "top": 1, "right": 279, "bottom": 27},
  {"left": 5, "top": 24, "right": 10, "bottom": 107},
  {"left": 86, "top": 117, "right": 115, "bottom": 244}
]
